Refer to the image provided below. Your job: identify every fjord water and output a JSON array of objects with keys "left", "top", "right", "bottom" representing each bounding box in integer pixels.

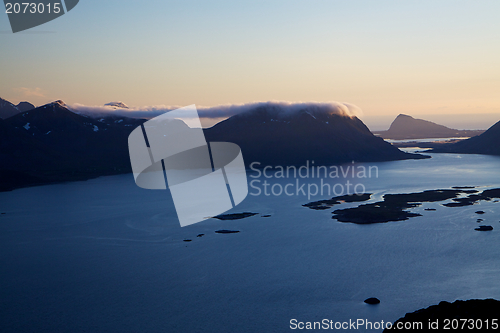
[{"left": 1, "top": 152, "right": 500, "bottom": 332}]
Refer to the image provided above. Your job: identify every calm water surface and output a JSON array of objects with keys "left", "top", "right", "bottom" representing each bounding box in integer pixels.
[{"left": 1, "top": 152, "right": 500, "bottom": 332}]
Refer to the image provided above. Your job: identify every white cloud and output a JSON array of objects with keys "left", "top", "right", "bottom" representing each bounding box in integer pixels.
[{"left": 68, "top": 101, "right": 363, "bottom": 121}]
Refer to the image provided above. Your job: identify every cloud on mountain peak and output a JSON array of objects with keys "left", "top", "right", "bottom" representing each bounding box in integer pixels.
[{"left": 68, "top": 101, "right": 362, "bottom": 127}]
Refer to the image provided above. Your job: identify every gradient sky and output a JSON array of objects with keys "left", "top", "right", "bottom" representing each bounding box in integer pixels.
[{"left": 1, "top": 0, "right": 499, "bottom": 122}]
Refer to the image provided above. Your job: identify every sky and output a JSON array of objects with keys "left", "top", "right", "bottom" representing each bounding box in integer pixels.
[{"left": 1, "top": 0, "right": 499, "bottom": 129}]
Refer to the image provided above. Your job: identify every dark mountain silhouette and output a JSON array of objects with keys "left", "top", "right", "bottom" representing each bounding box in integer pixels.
[
  {"left": 16, "top": 101, "right": 35, "bottom": 112},
  {"left": 1, "top": 101, "right": 428, "bottom": 191},
  {"left": 204, "top": 105, "right": 427, "bottom": 166},
  {"left": 432, "top": 119, "right": 500, "bottom": 155},
  {"left": 0, "top": 97, "right": 35, "bottom": 119},
  {"left": 373, "top": 114, "right": 484, "bottom": 140},
  {"left": 0, "top": 100, "right": 145, "bottom": 191}
]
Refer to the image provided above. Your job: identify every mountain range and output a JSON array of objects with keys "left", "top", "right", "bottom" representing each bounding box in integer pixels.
[
  {"left": 0, "top": 97, "right": 35, "bottom": 119},
  {"left": 0, "top": 100, "right": 144, "bottom": 191},
  {"left": 373, "top": 114, "right": 484, "bottom": 140},
  {"left": 0, "top": 98, "right": 427, "bottom": 191}
]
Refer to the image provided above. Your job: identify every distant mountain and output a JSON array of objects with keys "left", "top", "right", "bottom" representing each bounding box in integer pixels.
[
  {"left": 104, "top": 101, "right": 129, "bottom": 109},
  {"left": 0, "top": 97, "right": 35, "bottom": 119},
  {"left": 0, "top": 100, "right": 144, "bottom": 191},
  {"left": 204, "top": 105, "right": 427, "bottom": 166},
  {"left": 373, "top": 114, "right": 484, "bottom": 140},
  {"left": 432, "top": 119, "right": 500, "bottom": 156},
  {"left": 16, "top": 101, "right": 35, "bottom": 112}
]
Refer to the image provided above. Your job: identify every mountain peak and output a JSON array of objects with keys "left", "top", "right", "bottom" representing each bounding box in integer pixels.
[
  {"left": 16, "top": 101, "right": 35, "bottom": 112},
  {"left": 51, "top": 100, "right": 67, "bottom": 107},
  {"left": 374, "top": 114, "right": 484, "bottom": 140},
  {"left": 204, "top": 104, "right": 425, "bottom": 166},
  {"left": 388, "top": 114, "right": 452, "bottom": 134},
  {"left": 231, "top": 103, "right": 359, "bottom": 127},
  {"left": 105, "top": 101, "right": 129, "bottom": 109},
  {"left": 396, "top": 114, "right": 413, "bottom": 119},
  {"left": 0, "top": 97, "right": 35, "bottom": 119}
]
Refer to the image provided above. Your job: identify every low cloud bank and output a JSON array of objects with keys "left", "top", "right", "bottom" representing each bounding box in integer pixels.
[{"left": 68, "top": 101, "right": 362, "bottom": 121}]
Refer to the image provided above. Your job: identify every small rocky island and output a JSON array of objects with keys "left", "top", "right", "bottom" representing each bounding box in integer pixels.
[
  {"left": 215, "top": 230, "right": 240, "bottom": 234},
  {"left": 443, "top": 188, "right": 500, "bottom": 207},
  {"left": 213, "top": 212, "right": 258, "bottom": 220},
  {"left": 475, "top": 225, "right": 493, "bottom": 231}
]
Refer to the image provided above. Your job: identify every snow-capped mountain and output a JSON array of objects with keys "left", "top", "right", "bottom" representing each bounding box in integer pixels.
[
  {"left": 0, "top": 100, "right": 145, "bottom": 191},
  {"left": 6, "top": 100, "right": 141, "bottom": 138}
]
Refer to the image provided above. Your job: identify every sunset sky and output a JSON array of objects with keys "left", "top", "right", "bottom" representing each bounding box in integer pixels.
[{"left": 1, "top": 0, "right": 499, "bottom": 127}]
